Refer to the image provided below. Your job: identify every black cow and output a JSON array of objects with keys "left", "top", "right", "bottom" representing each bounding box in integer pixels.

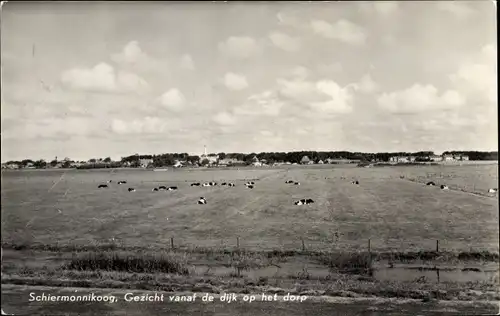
[
  {"left": 426, "top": 181, "right": 436, "bottom": 186},
  {"left": 98, "top": 184, "right": 108, "bottom": 188},
  {"left": 152, "top": 188, "right": 159, "bottom": 192},
  {"left": 167, "top": 186, "right": 178, "bottom": 191},
  {"left": 198, "top": 197, "right": 207, "bottom": 204},
  {"left": 128, "top": 188, "right": 136, "bottom": 192},
  {"left": 159, "top": 186, "right": 167, "bottom": 190},
  {"left": 117, "top": 181, "right": 127, "bottom": 184}
]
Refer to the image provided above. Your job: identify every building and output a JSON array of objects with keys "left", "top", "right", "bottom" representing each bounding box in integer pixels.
[
  {"left": 442, "top": 154, "right": 454, "bottom": 162},
  {"left": 317, "top": 160, "right": 324, "bottom": 164},
  {"left": 199, "top": 145, "right": 219, "bottom": 165},
  {"left": 453, "top": 154, "right": 469, "bottom": 161},
  {"left": 430, "top": 155, "right": 443, "bottom": 162},
  {"left": 139, "top": 158, "right": 153, "bottom": 168},
  {"left": 300, "top": 156, "right": 311, "bottom": 164}
]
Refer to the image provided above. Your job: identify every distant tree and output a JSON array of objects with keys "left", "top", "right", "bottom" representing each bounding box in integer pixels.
[
  {"left": 49, "top": 160, "right": 58, "bottom": 167},
  {"left": 218, "top": 152, "right": 226, "bottom": 160},
  {"left": 89, "top": 158, "right": 97, "bottom": 163},
  {"left": 187, "top": 155, "right": 200, "bottom": 164},
  {"left": 33, "top": 159, "right": 46, "bottom": 169},
  {"left": 62, "top": 160, "right": 71, "bottom": 168},
  {"left": 104, "top": 157, "right": 111, "bottom": 163},
  {"left": 21, "top": 159, "right": 34, "bottom": 167},
  {"left": 200, "top": 158, "right": 210, "bottom": 166}
]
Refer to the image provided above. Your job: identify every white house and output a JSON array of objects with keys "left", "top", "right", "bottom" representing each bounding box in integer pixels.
[{"left": 139, "top": 158, "right": 153, "bottom": 168}]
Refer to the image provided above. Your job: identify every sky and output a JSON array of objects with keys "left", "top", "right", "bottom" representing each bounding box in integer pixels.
[{"left": 1, "top": 1, "right": 497, "bottom": 162}]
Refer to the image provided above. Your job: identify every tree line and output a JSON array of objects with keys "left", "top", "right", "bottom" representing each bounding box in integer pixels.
[{"left": 4, "top": 150, "right": 497, "bottom": 169}]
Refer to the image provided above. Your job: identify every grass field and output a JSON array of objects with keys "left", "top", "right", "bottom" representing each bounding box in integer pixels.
[
  {"left": 1, "top": 164, "right": 499, "bottom": 314},
  {"left": 2, "top": 164, "right": 498, "bottom": 252}
]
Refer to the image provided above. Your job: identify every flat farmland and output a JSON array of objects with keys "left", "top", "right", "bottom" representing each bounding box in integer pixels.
[{"left": 1, "top": 164, "right": 498, "bottom": 252}]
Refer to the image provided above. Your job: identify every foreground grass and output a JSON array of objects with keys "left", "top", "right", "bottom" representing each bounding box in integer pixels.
[
  {"left": 2, "top": 268, "right": 498, "bottom": 302},
  {"left": 3, "top": 241, "right": 498, "bottom": 262},
  {"left": 2, "top": 244, "right": 499, "bottom": 302}
]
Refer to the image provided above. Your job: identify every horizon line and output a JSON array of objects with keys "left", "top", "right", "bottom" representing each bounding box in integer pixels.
[{"left": 2, "top": 149, "right": 498, "bottom": 164}]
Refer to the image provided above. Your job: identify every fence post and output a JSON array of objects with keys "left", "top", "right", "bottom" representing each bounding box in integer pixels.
[
  {"left": 170, "top": 237, "right": 174, "bottom": 249},
  {"left": 436, "top": 240, "right": 439, "bottom": 252},
  {"left": 236, "top": 236, "right": 240, "bottom": 249},
  {"left": 301, "top": 238, "right": 306, "bottom": 252},
  {"left": 368, "top": 239, "right": 371, "bottom": 253}
]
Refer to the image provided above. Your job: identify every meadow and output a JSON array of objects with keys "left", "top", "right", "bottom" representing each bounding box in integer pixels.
[
  {"left": 1, "top": 163, "right": 499, "bottom": 311},
  {"left": 1, "top": 164, "right": 498, "bottom": 252}
]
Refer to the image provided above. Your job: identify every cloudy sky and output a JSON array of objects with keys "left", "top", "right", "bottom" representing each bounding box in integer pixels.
[{"left": 1, "top": 1, "right": 497, "bottom": 161}]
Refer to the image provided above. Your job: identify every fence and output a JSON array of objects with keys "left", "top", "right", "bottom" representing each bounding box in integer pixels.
[{"left": 162, "top": 236, "right": 498, "bottom": 255}]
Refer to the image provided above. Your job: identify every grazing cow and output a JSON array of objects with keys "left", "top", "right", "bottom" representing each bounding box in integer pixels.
[
  {"left": 152, "top": 188, "right": 159, "bottom": 192},
  {"left": 208, "top": 182, "right": 217, "bottom": 186},
  {"left": 128, "top": 188, "right": 136, "bottom": 192},
  {"left": 107, "top": 180, "right": 112, "bottom": 183},
  {"left": 285, "top": 180, "right": 294, "bottom": 184},
  {"left": 440, "top": 185, "right": 449, "bottom": 190},
  {"left": 117, "top": 181, "right": 127, "bottom": 184},
  {"left": 202, "top": 183, "right": 211, "bottom": 187},
  {"left": 191, "top": 183, "right": 201, "bottom": 186},
  {"left": 167, "top": 186, "right": 178, "bottom": 191},
  {"left": 159, "top": 186, "right": 167, "bottom": 190},
  {"left": 351, "top": 180, "right": 359, "bottom": 185},
  {"left": 97, "top": 184, "right": 108, "bottom": 188},
  {"left": 246, "top": 185, "right": 254, "bottom": 189},
  {"left": 198, "top": 197, "right": 207, "bottom": 204},
  {"left": 294, "top": 182, "right": 300, "bottom": 185},
  {"left": 488, "top": 188, "right": 498, "bottom": 193},
  {"left": 221, "top": 182, "right": 227, "bottom": 186},
  {"left": 426, "top": 181, "right": 436, "bottom": 186},
  {"left": 294, "top": 198, "right": 314, "bottom": 205},
  {"left": 228, "top": 183, "right": 235, "bottom": 187}
]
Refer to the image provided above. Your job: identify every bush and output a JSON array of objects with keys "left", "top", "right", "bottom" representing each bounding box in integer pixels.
[{"left": 65, "top": 251, "right": 189, "bottom": 275}]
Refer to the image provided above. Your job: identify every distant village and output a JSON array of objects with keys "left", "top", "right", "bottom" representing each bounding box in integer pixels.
[{"left": 1, "top": 149, "right": 493, "bottom": 171}]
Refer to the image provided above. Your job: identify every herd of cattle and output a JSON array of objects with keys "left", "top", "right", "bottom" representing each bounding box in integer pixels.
[
  {"left": 96, "top": 176, "right": 498, "bottom": 205},
  {"left": 96, "top": 179, "right": 317, "bottom": 205}
]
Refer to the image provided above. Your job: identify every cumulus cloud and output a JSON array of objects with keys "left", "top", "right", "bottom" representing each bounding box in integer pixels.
[
  {"left": 377, "top": 84, "right": 465, "bottom": 114},
  {"left": 60, "top": 63, "right": 149, "bottom": 94},
  {"left": 180, "top": 54, "right": 195, "bottom": 70},
  {"left": 269, "top": 31, "right": 300, "bottom": 52},
  {"left": 158, "top": 88, "right": 186, "bottom": 112},
  {"left": 276, "top": 11, "right": 302, "bottom": 28},
  {"left": 449, "top": 44, "right": 496, "bottom": 103},
  {"left": 213, "top": 112, "right": 236, "bottom": 126},
  {"left": 218, "top": 36, "right": 262, "bottom": 59},
  {"left": 436, "top": 1, "right": 475, "bottom": 19},
  {"left": 235, "top": 90, "right": 284, "bottom": 117},
  {"left": 277, "top": 78, "right": 355, "bottom": 114},
  {"left": 224, "top": 72, "right": 249, "bottom": 91},
  {"left": 111, "top": 41, "right": 157, "bottom": 71},
  {"left": 311, "top": 19, "right": 366, "bottom": 45},
  {"left": 111, "top": 117, "right": 180, "bottom": 135},
  {"left": 353, "top": 74, "right": 379, "bottom": 94}
]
